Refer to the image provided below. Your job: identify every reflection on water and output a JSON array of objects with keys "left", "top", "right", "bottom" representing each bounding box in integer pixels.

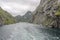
[{"left": 0, "top": 22, "right": 60, "bottom": 40}]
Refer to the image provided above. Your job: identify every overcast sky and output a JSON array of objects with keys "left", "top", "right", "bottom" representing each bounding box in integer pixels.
[{"left": 0, "top": 0, "right": 40, "bottom": 16}]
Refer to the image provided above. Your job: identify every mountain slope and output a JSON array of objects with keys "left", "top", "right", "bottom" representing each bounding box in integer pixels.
[
  {"left": 15, "top": 11, "right": 33, "bottom": 23},
  {"left": 0, "top": 7, "right": 16, "bottom": 25},
  {"left": 32, "top": 0, "right": 60, "bottom": 28}
]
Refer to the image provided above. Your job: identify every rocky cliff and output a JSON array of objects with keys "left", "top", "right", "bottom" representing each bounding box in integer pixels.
[
  {"left": 0, "top": 7, "right": 16, "bottom": 25},
  {"left": 32, "top": 0, "right": 60, "bottom": 28}
]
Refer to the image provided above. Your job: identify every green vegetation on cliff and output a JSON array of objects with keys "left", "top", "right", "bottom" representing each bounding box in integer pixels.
[
  {"left": 55, "top": 11, "right": 60, "bottom": 16},
  {"left": 0, "top": 7, "right": 16, "bottom": 25}
]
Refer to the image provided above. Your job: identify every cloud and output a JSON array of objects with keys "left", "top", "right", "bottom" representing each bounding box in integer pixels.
[{"left": 0, "top": 0, "right": 40, "bottom": 16}]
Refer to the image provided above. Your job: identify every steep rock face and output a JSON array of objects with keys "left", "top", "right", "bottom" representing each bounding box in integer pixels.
[
  {"left": 32, "top": 0, "right": 60, "bottom": 28},
  {"left": 0, "top": 7, "right": 16, "bottom": 25}
]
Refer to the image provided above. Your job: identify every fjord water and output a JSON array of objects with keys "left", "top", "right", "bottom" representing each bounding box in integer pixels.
[{"left": 0, "top": 22, "right": 60, "bottom": 40}]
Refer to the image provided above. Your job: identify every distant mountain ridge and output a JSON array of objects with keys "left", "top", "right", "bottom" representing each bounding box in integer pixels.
[{"left": 15, "top": 11, "right": 33, "bottom": 23}]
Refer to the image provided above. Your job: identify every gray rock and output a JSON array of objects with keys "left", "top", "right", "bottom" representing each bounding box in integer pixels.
[{"left": 32, "top": 0, "right": 60, "bottom": 28}]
